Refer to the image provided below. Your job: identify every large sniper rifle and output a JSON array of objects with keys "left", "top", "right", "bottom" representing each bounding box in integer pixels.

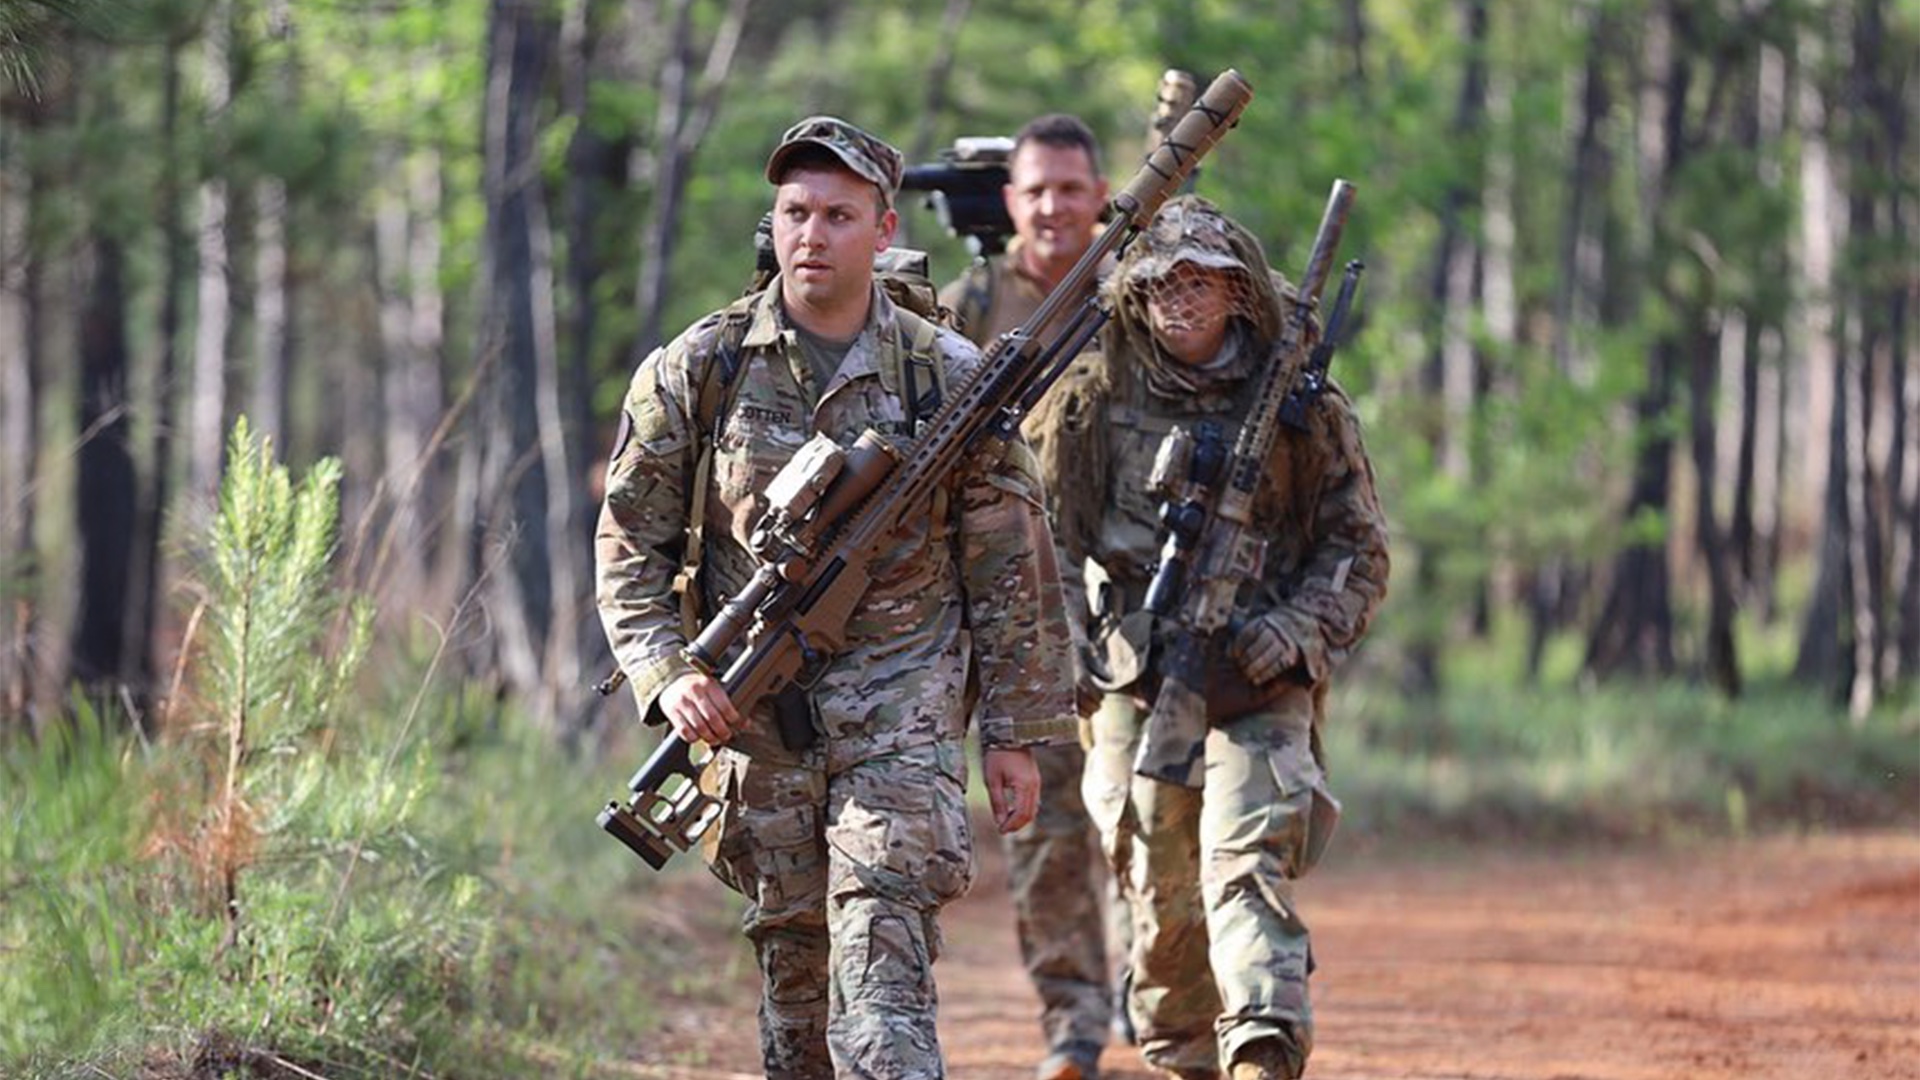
[
  {"left": 599, "top": 69, "right": 1255, "bottom": 870},
  {"left": 1132, "top": 180, "right": 1365, "bottom": 789}
]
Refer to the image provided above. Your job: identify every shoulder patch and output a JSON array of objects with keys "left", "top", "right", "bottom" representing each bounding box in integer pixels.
[{"left": 625, "top": 348, "right": 690, "bottom": 457}]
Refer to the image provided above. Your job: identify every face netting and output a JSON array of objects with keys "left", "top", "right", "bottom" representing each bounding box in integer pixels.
[{"left": 1140, "top": 260, "right": 1262, "bottom": 339}]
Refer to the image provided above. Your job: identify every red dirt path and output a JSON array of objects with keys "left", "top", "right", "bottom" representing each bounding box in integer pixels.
[{"left": 634, "top": 827, "right": 1920, "bottom": 1080}]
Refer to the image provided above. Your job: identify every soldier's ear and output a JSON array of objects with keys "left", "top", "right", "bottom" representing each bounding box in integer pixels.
[{"left": 876, "top": 207, "right": 899, "bottom": 251}]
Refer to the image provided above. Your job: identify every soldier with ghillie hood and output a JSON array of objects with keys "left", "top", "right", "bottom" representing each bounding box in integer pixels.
[{"left": 1027, "top": 195, "right": 1390, "bottom": 1080}]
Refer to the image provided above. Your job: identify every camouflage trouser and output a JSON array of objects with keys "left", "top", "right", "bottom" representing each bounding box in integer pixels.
[
  {"left": 998, "top": 739, "right": 1114, "bottom": 1053},
  {"left": 1080, "top": 686, "right": 1338, "bottom": 1076},
  {"left": 706, "top": 739, "right": 976, "bottom": 1079}
]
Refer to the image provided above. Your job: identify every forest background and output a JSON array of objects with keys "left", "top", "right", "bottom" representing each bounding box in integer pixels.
[{"left": 1, "top": 0, "right": 1915, "bottom": 1076}]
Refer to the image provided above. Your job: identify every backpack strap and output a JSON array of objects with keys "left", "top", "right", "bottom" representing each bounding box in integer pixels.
[
  {"left": 895, "top": 308, "right": 946, "bottom": 436},
  {"left": 673, "top": 301, "right": 754, "bottom": 636}
]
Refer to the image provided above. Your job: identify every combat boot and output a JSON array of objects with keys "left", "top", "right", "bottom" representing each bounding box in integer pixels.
[{"left": 1227, "top": 1037, "right": 1304, "bottom": 1080}]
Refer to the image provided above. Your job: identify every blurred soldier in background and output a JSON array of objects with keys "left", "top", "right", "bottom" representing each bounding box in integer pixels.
[{"left": 939, "top": 113, "right": 1117, "bottom": 1080}]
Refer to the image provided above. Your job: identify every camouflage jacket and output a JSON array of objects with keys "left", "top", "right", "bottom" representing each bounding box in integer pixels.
[{"left": 596, "top": 277, "right": 1076, "bottom": 771}]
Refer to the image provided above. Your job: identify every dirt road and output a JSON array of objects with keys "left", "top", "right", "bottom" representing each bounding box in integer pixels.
[{"left": 636, "top": 827, "right": 1920, "bottom": 1080}]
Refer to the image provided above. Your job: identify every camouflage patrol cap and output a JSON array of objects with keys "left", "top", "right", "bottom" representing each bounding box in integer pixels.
[
  {"left": 765, "top": 116, "right": 904, "bottom": 207},
  {"left": 1126, "top": 196, "right": 1249, "bottom": 283}
]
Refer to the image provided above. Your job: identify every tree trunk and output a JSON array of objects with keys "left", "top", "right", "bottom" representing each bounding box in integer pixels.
[
  {"left": 0, "top": 110, "right": 36, "bottom": 722},
  {"left": 1864, "top": 0, "right": 1912, "bottom": 689},
  {"left": 1839, "top": 299, "right": 1875, "bottom": 720},
  {"left": 560, "top": 0, "right": 631, "bottom": 447},
  {"left": 1530, "top": 2, "right": 1617, "bottom": 680},
  {"left": 1586, "top": 0, "right": 1685, "bottom": 680},
  {"left": 1838, "top": 0, "right": 1900, "bottom": 719},
  {"left": 1688, "top": 318, "right": 1740, "bottom": 696},
  {"left": 1796, "top": 299, "right": 1851, "bottom": 690},
  {"left": 1585, "top": 339, "right": 1678, "bottom": 678},
  {"left": 1339, "top": 0, "right": 1370, "bottom": 95},
  {"left": 251, "top": 1, "right": 295, "bottom": 449},
  {"left": 632, "top": 0, "right": 750, "bottom": 355},
  {"left": 188, "top": 0, "right": 233, "bottom": 496},
  {"left": 1725, "top": 46, "right": 1786, "bottom": 600},
  {"left": 904, "top": 0, "right": 973, "bottom": 172},
  {"left": 71, "top": 233, "right": 139, "bottom": 694},
  {"left": 477, "top": 0, "right": 572, "bottom": 713},
  {"left": 1680, "top": 6, "right": 1748, "bottom": 696},
  {"left": 1899, "top": 342, "right": 1919, "bottom": 681},
  {"left": 1406, "top": 0, "right": 1488, "bottom": 695},
  {"left": 1787, "top": 13, "right": 1845, "bottom": 690},
  {"left": 128, "top": 35, "right": 190, "bottom": 729},
  {"left": 250, "top": 180, "right": 291, "bottom": 445},
  {"left": 373, "top": 148, "right": 422, "bottom": 597},
  {"left": 370, "top": 140, "right": 448, "bottom": 609}
]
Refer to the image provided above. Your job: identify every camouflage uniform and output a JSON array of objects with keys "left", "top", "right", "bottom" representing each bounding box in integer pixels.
[
  {"left": 1025, "top": 197, "right": 1390, "bottom": 1079},
  {"left": 941, "top": 242, "right": 1118, "bottom": 1064},
  {"left": 598, "top": 127, "right": 1077, "bottom": 1075}
]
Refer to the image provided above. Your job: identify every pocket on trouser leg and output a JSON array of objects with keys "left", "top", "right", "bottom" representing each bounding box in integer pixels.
[
  {"left": 707, "top": 753, "right": 826, "bottom": 919},
  {"left": 1261, "top": 745, "right": 1339, "bottom": 879},
  {"left": 847, "top": 907, "right": 933, "bottom": 1005},
  {"left": 703, "top": 752, "right": 752, "bottom": 897},
  {"left": 1302, "top": 780, "right": 1341, "bottom": 877},
  {"left": 1082, "top": 694, "right": 1141, "bottom": 875},
  {"left": 728, "top": 805, "right": 823, "bottom": 916},
  {"left": 828, "top": 743, "right": 975, "bottom": 910}
]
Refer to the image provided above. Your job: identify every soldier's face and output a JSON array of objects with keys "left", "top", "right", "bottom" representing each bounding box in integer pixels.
[
  {"left": 774, "top": 166, "right": 898, "bottom": 317},
  {"left": 1145, "top": 263, "right": 1234, "bottom": 365},
  {"left": 1004, "top": 142, "right": 1107, "bottom": 272}
]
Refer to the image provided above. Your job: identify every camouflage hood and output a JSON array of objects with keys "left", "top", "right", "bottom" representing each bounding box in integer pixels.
[{"left": 1104, "top": 195, "right": 1287, "bottom": 400}]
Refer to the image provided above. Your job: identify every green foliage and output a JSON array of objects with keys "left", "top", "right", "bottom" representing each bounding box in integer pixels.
[
  {"left": 203, "top": 417, "right": 358, "bottom": 748},
  {"left": 0, "top": 700, "right": 147, "bottom": 1058},
  {"left": 0, "top": 0, "right": 115, "bottom": 99},
  {"left": 1, "top": 421, "right": 734, "bottom": 1077},
  {"left": 1327, "top": 626, "right": 1920, "bottom": 845}
]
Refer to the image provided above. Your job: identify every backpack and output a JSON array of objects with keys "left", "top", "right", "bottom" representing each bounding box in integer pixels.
[{"left": 670, "top": 248, "right": 960, "bottom": 635}]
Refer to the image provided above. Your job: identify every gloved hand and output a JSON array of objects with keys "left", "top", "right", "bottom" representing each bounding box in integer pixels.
[{"left": 1229, "top": 613, "right": 1300, "bottom": 686}]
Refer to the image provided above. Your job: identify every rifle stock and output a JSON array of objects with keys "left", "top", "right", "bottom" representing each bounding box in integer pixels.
[
  {"left": 1133, "top": 179, "right": 1360, "bottom": 789},
  {"left": 600, "top": 70, "right": 1255, "bottom": 869}
]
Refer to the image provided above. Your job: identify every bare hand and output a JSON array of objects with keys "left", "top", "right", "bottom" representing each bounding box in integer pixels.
[
  {"left": 983, "top": 747, "right": 1042, "bottom": 834},
  {"left": 660, "top": 671, "right": 741, "bottom": 746}
]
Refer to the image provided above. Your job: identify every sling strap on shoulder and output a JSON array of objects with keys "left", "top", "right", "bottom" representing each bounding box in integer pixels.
[
  {"left": 672, "top": 301, "right": 756, "bottom": 637},
  {"left": 894, "top": 308, "right": 946, "bottom": 435}
]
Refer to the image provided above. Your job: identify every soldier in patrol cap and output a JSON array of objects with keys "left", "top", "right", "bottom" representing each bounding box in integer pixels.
[
  {"left": 1024, "top": 194, "right": 1390, "bottom": 1080},
  {"left": 596, "top": 115, "right": 1077, "bottom": 1079},
  {"left": 940, "top": 112, "right": 1120, "bottom": 1080}
]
